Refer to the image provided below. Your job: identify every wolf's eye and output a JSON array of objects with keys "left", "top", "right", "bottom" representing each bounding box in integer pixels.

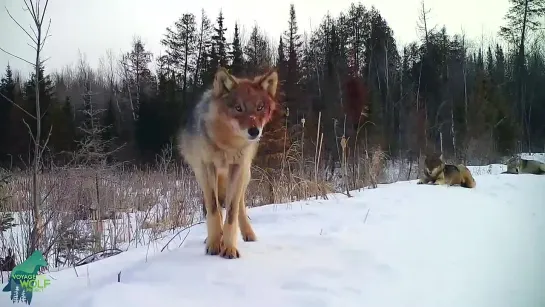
[
  {"left": 257, "top": 105, "right": 264, "bottom": 111},
  {"left": 235, "top": 105, "right": 243, "bottom": 112}
]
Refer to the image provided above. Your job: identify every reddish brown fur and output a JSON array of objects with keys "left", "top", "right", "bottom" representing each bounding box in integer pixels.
[
  {"left": 206, "top": 71, "right": 278, "bottom": 152},
  {"left": 216, "top": 80, "right": 277, "bottom": 129}
]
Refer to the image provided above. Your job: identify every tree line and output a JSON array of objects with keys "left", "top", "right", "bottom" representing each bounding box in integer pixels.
[{"left": 1, "top": 1, "right": 544, "bottom": 170}]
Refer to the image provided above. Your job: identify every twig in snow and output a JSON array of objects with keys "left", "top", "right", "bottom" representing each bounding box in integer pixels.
[
  {"left": 364, "top": 208, "right": 370, "bottom": 224},
  {"left": 72, "top": 264, "right": 78, "bottom": 277},
  {"left": 160, "top": 221, "right": 204, "bottom": 252},
  {"left": 145, "top": 240, "right": 151, "bottom": 263},
  {"left": 177, "top": 226, "right": 193, "bottom": 248}
]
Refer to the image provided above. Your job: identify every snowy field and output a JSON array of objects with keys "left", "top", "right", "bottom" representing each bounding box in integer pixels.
[{"left": 2, "top": 156, "right": 544, "bottom": 307}]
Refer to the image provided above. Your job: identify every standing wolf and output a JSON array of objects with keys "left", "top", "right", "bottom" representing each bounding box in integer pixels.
[
  {"left": 417, "top": 153, "right": 476, "bottom": 188},
  {"left": 178, "top": 67, "right": 278, "bottom": 259}
]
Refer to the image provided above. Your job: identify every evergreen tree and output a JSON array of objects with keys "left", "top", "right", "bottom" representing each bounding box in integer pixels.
[
  {"left": 494, "top": 44, "right": 506, "bottom": 85},
  {"left": 0, "top": 65, "right": 16, "bottom": 164},
  {"left": 49, "top": 96, "right": 76, "bottom": 156},
  {"left": 499, "top": 0, "right": 545, "bottom": 147},
  {"left": 229, "top": 22, "right": 244, "bottom": 75},
  {"left": 244, "top": 25, "right": 271, "bottom": 75},
  {"left": 23, "top": 64, "right": 55, "bottom": 156},
  {"left": 161, "top": 13, "right": 197, "bottom": 95},
  {"left": 282, "top": 4, "right": 303, "bottom": 121},
  {"left": 193, "top": 9, "right": 213, "bottom": 92},
  {"left": 0, "top": 3, "right": 544, "bottom": 168},
  {"left": 212, "top": 10, "right": 228, "bottom": 69},
  {"left": 121, "top": 37, "right": 154, "bottom": 119},
  {"left": 486, "top": 46, "right": 494, "bottom": 76},
  {"left": 0, "top": 172, "right": 15, "bottom": 232}
]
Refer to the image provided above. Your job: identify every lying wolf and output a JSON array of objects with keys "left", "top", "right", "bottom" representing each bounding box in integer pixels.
[
  {"left": 502, "top": 156, "right": 545, "bottom": 174},
  {"left": 417, "top": 153, "right": 476, "bottom": 188}
]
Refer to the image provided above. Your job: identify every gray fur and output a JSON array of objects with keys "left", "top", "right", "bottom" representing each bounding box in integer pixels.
[{"left": 183, "top": 89, "right": 213, "bottom": 136}]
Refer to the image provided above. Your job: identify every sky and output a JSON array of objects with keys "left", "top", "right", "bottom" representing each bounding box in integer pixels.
[{"left": 0, "top": 0, "right": 510, "bottom": 78}]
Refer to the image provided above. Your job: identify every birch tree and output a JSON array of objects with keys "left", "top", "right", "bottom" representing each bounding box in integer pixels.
[{"left": 0, "top": 0, "right": 52, "bottom": 256}]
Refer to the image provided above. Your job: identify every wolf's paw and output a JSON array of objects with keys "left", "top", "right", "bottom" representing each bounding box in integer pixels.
[
  {"left": 205, "top": 238, "right": 222, "bottom": 255},
  {"left": 204, "top": 230, "right": 223, "bottom": 244},
  {"left": 219, "top": 244, "right": 240, "bottom": 259},
  {"left": 242, "top": 230, "right": 257, "bottom": 242}
]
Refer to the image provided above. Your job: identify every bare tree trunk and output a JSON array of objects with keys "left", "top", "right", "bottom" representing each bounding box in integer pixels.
[
  {"left": 1, "top": 0, "right": 52, "bottom": 256},
  {"left": 120, "top": 55, "right": 136, "bottom": 121},
  {"left": 192, "top": 11, "right": 207, "bottom": 90},
  {"left": 517, "top": 0, "right": 529, "bottom": 150},
  {"left": 451, "top": 104, "right": 456, "bottom": 156},
  {"left": 31, "top": 19, "right": 43, "bottom": 255},
  {"left": 461, "top": 31, "right": 468, "bottom": 141},
  {"left": 107, "top": 50, "right": 123, "bottom": 114}
]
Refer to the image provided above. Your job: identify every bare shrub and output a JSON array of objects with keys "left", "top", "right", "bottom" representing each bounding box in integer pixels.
[
  {"left": 463, "top": 135, "right": 501, "bottom": 165},
  {"left": 1, "top": 107, "right": 407, "bottom": 270},
  {"left": 1, "top": 162, "right": 201, "bottom": 269}
]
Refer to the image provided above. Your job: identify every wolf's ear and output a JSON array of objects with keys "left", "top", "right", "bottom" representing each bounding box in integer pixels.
[
  {"left": 439, "top": 153, "right": 444, "bottom": 161},
  {"left": 507, "top": 155, "right": 517, "bottom": 163},
  {"left": 213, "top": 67, "right": 238, "bottom": 97},
  {"left": 256, "top": 68, "right": 278, "bottom": 97}
]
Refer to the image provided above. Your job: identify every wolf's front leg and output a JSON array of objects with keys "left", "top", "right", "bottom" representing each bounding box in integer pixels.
[
  {"left": 202, "top": 194, "right": 224, "bottom": 245},
  {"left": 238, "top": 168, "right": 256, "bottom": 242},
  {"left": 197, "top": 165, "right": 223, "bottom": 255},
  {"left": 433, "top": 177, "right": 447, "bottom": 185},
  {"left": 220, "top": 164, "right": 244, "bottom": 259},
  {"left": 204, "top": 192, "right": 223, "bottom": 255},
  {"left": 239, "top": 198, "right": 256, "bottom": 242}
]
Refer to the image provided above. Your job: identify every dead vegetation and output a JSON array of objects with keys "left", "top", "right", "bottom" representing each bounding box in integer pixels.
[{"left": 0, "top": 110, "right": 413, "bottom": 271}]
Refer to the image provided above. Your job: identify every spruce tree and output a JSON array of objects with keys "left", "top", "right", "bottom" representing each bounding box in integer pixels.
[
  {"left": 212, "top": 10, "right": 228, "bottom": 69},
  {"left": 229, "top": 22, "right": 244, "bottom": 75},
  {"left": 0, "top": 65, "right": 15, "bottom": 163}
]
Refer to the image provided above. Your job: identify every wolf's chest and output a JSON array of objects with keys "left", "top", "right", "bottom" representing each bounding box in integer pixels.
[{"left": 210, "top": 148, "right": 245, "bottom": 168}]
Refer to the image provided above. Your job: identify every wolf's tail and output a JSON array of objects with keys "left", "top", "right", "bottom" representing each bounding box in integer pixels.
[{"left": 457, "top": 164, "right": 476, "bottom": 188}]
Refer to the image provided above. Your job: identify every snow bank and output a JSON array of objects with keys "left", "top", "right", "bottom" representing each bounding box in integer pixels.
[{"left": 6, "top": 171, "right": 544, "bottom": 307}]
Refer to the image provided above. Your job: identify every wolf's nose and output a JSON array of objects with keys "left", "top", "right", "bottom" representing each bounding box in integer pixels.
[{"left": 248, "top": 127, "right": 260, "bottom": 139}]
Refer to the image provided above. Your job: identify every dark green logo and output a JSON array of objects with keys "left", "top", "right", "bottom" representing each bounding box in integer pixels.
[{"left": 2, "top": 250, "right": 49, "bottom": 305}]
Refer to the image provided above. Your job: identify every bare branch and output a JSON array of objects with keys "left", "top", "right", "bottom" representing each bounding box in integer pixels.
[
  {"left": 36, "top": 0, "right": 41, "bottom": 23},
  {"left": 41, "top": 18, "right": 52, "bottom": 49},
  {"left": 5, "top": 6, "right": 39, "bottom": 45},
  {"left": 0, "top": 46, "right": 35, "bottom": 66},
  {"left": 40, "top": 104, "right": 51, "bottom": 120},
  {"left": 40, "top": 56, "right": 51, "bottom": 65},
  {"left": 27, "top": 42, "right": 38, "bottom": 52},
  {"left": 22, "top": 118, "right": 37, "bottom": 144},
  {"left": 30, "top": 24, "right": 38, "bottom": 37},
  {"left": 40, "top": 0, "right": 50, "bottom": 26},
  {"left": 23, "top": 0, "right": 38, "bottom": 26},
  {"left": 0, "top": 92, "right": 37, "bottom": 120},
  {"left": 39, "top": 125, "right": 53, "bottom": 159}
]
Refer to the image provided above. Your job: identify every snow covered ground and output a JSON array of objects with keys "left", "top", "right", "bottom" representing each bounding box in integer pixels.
[{"left": 2, "top": 163, "right": 543, "bottom": 307}]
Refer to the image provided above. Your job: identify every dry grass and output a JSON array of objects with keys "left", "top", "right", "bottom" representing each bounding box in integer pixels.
[{"left": 0, "top": 113, "right": 403, "bottom": 270}]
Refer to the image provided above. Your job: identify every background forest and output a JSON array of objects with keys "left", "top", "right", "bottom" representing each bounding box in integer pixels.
[{"left": 0, "top": 0, "right": 544, "bottom": 266}]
